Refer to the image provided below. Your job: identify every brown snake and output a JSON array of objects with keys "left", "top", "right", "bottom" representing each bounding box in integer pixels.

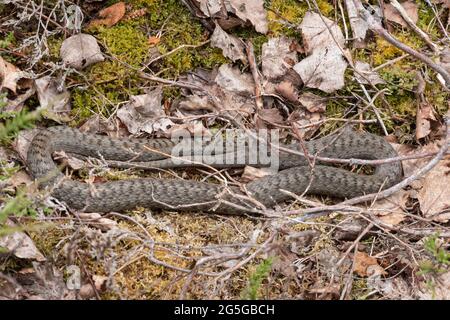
[{"left": 26, "top": 126, "right": 403, "bottom": 214}]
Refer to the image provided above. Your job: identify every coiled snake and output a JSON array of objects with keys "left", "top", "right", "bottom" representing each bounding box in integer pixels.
[{"left": 27, "top": 126, "right": 402, "bottom": 214}]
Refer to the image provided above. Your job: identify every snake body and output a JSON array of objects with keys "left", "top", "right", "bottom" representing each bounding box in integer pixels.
[{"left": 26, "top": 126, "right": 402, "bottom": 214}]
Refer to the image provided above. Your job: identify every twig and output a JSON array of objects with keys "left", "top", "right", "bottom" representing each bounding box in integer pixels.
[
  {"left": 141, "top": 40, "right": 210, "bottom": 71},
  {"left": 245, "top": 41, "right": 263, "bottom": 110},
  {"left": 390, "top": 0, "right": 439, "bottom": 53},
  {"left": 352, "top": 0, "right": 450, "bottom": 88}
]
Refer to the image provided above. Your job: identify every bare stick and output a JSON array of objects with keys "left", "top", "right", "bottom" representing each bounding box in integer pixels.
[
  {"left": 390, "top": 0, "right": 439, "bottom": 53},
  {"left": 352, "top": 0, "right": 450, "bottom": 88},
  {"left": 245, "top": 41, "right": 263, "bottom": 110}
]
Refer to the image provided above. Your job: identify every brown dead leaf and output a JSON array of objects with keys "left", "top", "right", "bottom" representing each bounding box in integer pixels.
[
  {"left": 228, "top": 0, "right": 268, "bottom": 34},
  {"left": 178, "top": 95, "right": 215, "bottom": 112},
  {"left": 293, "top": 11, "right": 348, "bottom": 93},
  {"left": 35, "top": 76, "right": 71, "bottom": 121},
  {"left": 354, "top": 61, "right": 385, "bottom": 85},
  {"left": 215, "top": 64, "right": 255, "bottom": 95},
  {"left": 261, "top": 37, "right": 298, "bottom": 80},
  {"left": 417, "top": 157, "right": 450, "bottom": 220},
  {"left": 0, "top": 219, "right": 46, "bottom": 262},
  {"left": 148, "top": 36, "right": 161, "bottom": 46},
  {"left": 8, "top": 170, "right": 32, "bottom": 188},
  {"left": 298, "top": 92, "right": 327, "bottom": 113},
  {"left": 0, "top": 56, "right": 31, "bottom": 94},
  {"left": 256, "top": 108, "right": 284, "bottom": 128},
  {"left": 76, "top": 213, "right": 118, "bottom": 231},
  {"left": 288, "top": 109, "right": 324, "bottom": 139},
  {"left": 241, "top": 166, "right": 273, "bottom": 183},
  {"left": 79, "top": 275, "right": 108, "bottom": 299},
  {"left": 211, "top": 24, "right": 246, "bottom": 62},
  {"left": 60, "top": 33, "right": 104, "bottom": 70},
  {"left": 117, "top": 87, "right": 175, "bottom": 135},
  {"left": 89, "top": 2, "right": 126, "bottom": 27},
  {"left": 354, "top": 251, "right": 386, "bottom": 277},
  {"left": 275, "top": 80, "right": 299, "bottom": 103},
  {"left": 384, "top": 1, "right": 418, "bottom": 28},
  {"left": 370, "top": 190, "right": 409, "bottom": 226},
  {"left": 53, "top": 151, "right": 86, "bottom": 171},
  {"left": 416, "top": 102, "right": 437, "bottom": 140}
]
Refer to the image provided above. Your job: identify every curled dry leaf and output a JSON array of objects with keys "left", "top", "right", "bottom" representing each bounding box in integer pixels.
[
  {"left": 0, "top": 219, "right": 46, "bottom": 262},
  {"left": 79, "top": 275, "right": 108, "bottom": 299},
  {"left": 370, "top": 189, "right": 409, "bottom": 226},
  {"left": 417, "top": 157, "right": 450, "bottom": 221},
  {"left": 60, "top": 33, "right": 104, "bottom": 70},
  {"left": 344, "top": 0, "right": 369, "bottom": 47},
  {"left": 211, "top": 24, "right": 246, "bottom": 62},
  {"left": 298, "top": 92, "right": 327, "bottom": 113},
  {"left": 76, "top": 213, "right": 118, "bottom": 231},
  {"left": 89, "top": 2, "right": 126, "bottom": 28},
  {"left": 53, "top": 150, "right": 86, "bottom": 171},
  {"left": 353, "top": 251, "right": 386, "bottom": 277},
  {"left": 261, "top": 37, "right": 298, "bottom": 80},
  {"left": 35, "top": 76, "right": 71, "bottom": 121},
  {"left": 240, "top": 166, "right": 273, "bottom": 183},
  {"left": 293, "top": 12, "right": 348, "bottom": 93},
  {"left": 256, "top": 108, "right": 284, "bottom": 129},
  {"left": 275, "top": 80, "right": 299, "bottom": 103},
  {"left": 117, "top": 87, "right": 175, "bottom": 135},
  {"left": 228, "top": 0, "right": 268, "bottom": 34},
  {"left": 0, "top": 56, "right": 31, "bottom": 94},
  {"left": 178, "top": 95, "right": 215, "bottom": 112},
  {"left": 215, "top": 64, "right": 255, "bottom": 95},
  {"left": 196, "top": 0, "right": 223, "bottom": 17},
  {"left": 415, "top": 102, "right": 437, "bottom": 140},
  {"left": 354, "top": 61, "right": 386, "bottom": 85},
  {"left": 394, "top": 140, "right": 449, "bottom": 221},
  {"left": 383, "top": 0, "right": 418, "bottom": 28}
]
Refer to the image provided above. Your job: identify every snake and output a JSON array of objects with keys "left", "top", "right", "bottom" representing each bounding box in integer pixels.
[{"left": 26, "top": 126, "right": 403, "bottom": 214}]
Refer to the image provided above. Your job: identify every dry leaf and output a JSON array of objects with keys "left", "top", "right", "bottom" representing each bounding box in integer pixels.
[
  {"left": 241, "top": 166, "right": 273, "bottom": 183},
  {"left": 211, "top": 24, "right": 246, "bottom": 62},
  {"left": 298, "top": 92, "right": 327, "bottom": 113},
  {"left": 371, "top": 190, "right": 409, "bottom": 226},
  {"left": 418, "top": 271, "right": 450, "bottom": 300},
  {"left": 384, "top": 1, "right": 418, "bottom": 28},
  {"left": 148, "top": 36, "right": 161, "bottom": 46},
  {"left": 0, "top": 219, "right": 46, "bottom": 262},
  {"left": 35, "top": 76, "right": 71, "bottom": 121},
  {"left": 256, "top": 108, "right": 284, "bottom": 128},
  {"left": 215, "top": 64, "right": 255, "bottom": 95},
  {"left": 76, "top": 213, "right": 118, "bottom": 231},
  {"left": 12, "top": 128, "right": 38, "bottom": 163},
  {"left": 354, "top": 61, "right": 385, "bottom": 85},
  {"left": 196, "top": 0, "right": 223, "bottom": 16},
  {"left": 8, "top": 170, "right": 32, "bottom": 188},
  {"left": 293, "top": 11, "right": 348, "bottom": 93},
  {"left": 345, "top": 0, "right": 369, "bottom": 46},
  {"left": 228, "top": 0, "right": 268, "bottom": 34},
  {"left": 354, "top": 251, "right": 385, "bottom": 277},
  {"left": 275, "top": 80, "right": 299, "bottom": 103},
  {"left": 60, "top": 33, "right": 104, "bottom": 70},
  {"left": 117, "top": 87, "right": 175, "bottom": 135},
  {"left": 417, "top": 157, "right": 450, "bottom": 220},
  {"left": 393, "top": 139, "right": 449, "bottom": 220},
  {"left": 288, "top": 109, "right": 324, "bottom": 139},
  {"left": 415, "top": 102, "right": 437, "bottom": 140},
  {"left": 89, "top": 2, "right": 126, "bottom": 27},
  {"left": 261, "top": 37, "right": 298, "bottom": 80},
  {"left": 53, "top": 150, "right": 86, "bottom": 171},
  {"left": 0, "top": 56, "right": 31, "bottom": 94},
  {"left": 178, "top": 95, "right": 215, "bottom": 112}
]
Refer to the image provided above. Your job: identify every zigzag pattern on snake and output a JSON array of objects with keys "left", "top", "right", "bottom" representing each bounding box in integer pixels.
[{"left": 26, "top": 126, "right": 403, "bottom": 214}]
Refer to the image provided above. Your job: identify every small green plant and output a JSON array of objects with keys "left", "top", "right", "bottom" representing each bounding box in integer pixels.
[
  {"left": 241, "top": 257, "right": 273, "bottom": 300},
  {"left": 0, "top": 94, "right": 39, "bottom": 144},
  {"left": 418, "top": 234, "right": 449, "bottom": 275}
]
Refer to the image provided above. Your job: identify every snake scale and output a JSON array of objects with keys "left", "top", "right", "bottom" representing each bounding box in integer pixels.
[{"left": 26, "top": 126, "right": 403, "bottom": 214}]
